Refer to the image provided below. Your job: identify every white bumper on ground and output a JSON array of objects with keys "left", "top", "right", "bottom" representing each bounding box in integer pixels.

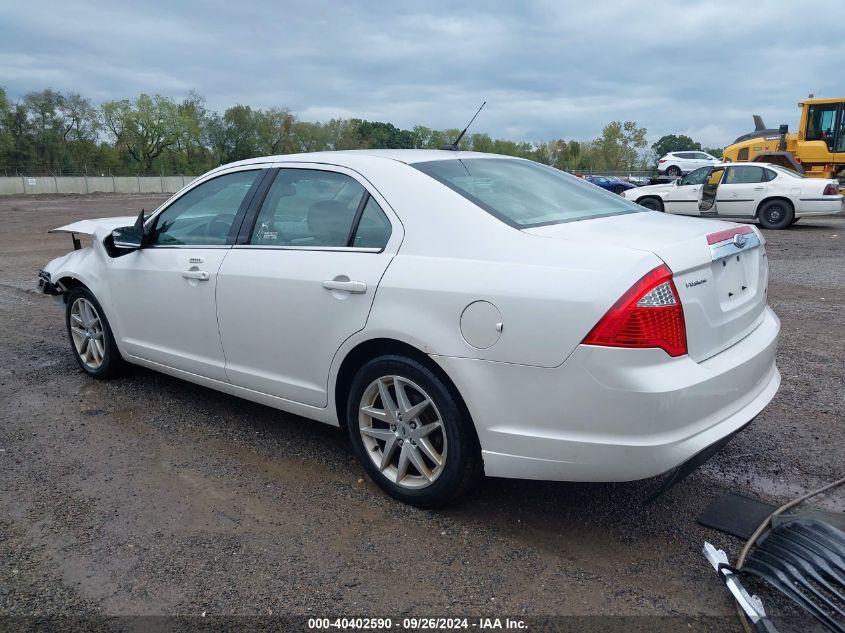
[{"left": 432, "top": 306, "right": 780, "bottom": 482}]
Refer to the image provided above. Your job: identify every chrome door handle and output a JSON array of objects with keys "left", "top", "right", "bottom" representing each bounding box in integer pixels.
[
  {"left": 181, "top": 270, "right": 210, "bottom": 281},
  {"left": 753, "top": 186, "right": 764, "bottom": 191},
  {"left": 322, "top": 279, "right": 367, "bottom": 294}
]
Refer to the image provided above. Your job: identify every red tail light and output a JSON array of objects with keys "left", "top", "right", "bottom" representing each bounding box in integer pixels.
[
  {"left": 658, "top": 159, "right": 666, "bottom": 163},
  {"left": 823, "top": 183, "right": 839, "bottom": 195},
  {"left": 583, "top": 265, "right": 687, "bottom": 357}
]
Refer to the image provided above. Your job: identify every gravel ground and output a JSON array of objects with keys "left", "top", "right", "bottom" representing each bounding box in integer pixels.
[{"left": 0, "top": 194, "right": 842, "bottom": 631}]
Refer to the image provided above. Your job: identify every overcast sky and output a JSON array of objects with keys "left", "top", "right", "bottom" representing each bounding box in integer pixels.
[{"left": 2, "top": 1, "right": 843, "bottom": 148}]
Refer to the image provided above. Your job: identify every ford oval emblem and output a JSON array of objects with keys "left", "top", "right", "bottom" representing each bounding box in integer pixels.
[{"left": 733, "top": 233, "right": 748, "bottom": 248}]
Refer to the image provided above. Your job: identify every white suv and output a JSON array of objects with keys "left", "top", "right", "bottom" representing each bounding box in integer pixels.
[{"left": 657, "top": 151, "right": 720, "bottom": 177}]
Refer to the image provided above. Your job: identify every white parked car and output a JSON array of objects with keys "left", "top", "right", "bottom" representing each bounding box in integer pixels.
[
  {"left": 657, "top": 151, "right": 721, "bottom": 177},
  {"left": 39, "top": 150, "right": 781, "bottom": 506},
  {"left": 624, "top": 163, "right": 844, "bottom": 229}
]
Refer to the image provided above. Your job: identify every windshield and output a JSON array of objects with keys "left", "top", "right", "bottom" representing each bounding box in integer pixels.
[{"left": 413, "top": 158, "right": 642, "bottom": 228}]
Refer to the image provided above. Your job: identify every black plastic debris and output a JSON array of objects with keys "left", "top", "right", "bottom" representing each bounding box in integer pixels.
[
  {"left": 698, "top": 493, "right": 845, "bottom": 540},
  {"left": 744, "top": 520, "right": 845, "bottom": 633}
]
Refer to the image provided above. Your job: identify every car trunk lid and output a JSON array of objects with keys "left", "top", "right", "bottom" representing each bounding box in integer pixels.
[{"left": 524, "top": 212, "right": 769, "bottom": 362}]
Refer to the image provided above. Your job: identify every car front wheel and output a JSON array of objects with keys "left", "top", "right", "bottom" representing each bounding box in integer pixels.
[
  {"left": 346, "top": 355, "right": 481, "bottom": 506},
  {"left": 638, "top": 197, "right": 664, "bottom": 212},
  {"left": 758, "top": 200, "right": 794, "bottom": 230},
  {"left": 65, "top": 287, "right": 123, "bottom": 378}
]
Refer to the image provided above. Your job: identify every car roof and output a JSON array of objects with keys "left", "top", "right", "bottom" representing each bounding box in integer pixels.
[{"left": 218, "top": 149, "right": 513, "bottom": 170}]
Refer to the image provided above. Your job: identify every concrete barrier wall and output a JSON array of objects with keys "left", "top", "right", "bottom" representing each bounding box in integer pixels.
[
  {"left": 0, "top": 178, "right": 25, "bottom": 195},
  {"left": 0, "top": 176, "right": 197, "bottom": 196}
]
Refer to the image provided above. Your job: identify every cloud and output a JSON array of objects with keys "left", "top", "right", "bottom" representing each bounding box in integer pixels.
[{"left": 2, "top": 0, "right": 843, "bottom": 148}]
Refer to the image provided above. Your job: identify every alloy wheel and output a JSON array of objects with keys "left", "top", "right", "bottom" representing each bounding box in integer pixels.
[
  {"left": 69, "top": 297, "right": 106, "bottom": 370},
  {"left": 358, "top": 375, "right": 447, "bottom": 489}
]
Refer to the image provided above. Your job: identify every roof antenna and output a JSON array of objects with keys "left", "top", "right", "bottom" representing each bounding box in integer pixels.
[{"left": 441, "top": 101, "right": 486, "bottom": 151}]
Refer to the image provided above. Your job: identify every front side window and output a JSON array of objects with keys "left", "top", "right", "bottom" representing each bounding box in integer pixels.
[
  {"left": 413, "top": 158, "right": 640, "bottom": 227},
  {"left": 723, "top": 166, "right": 765, "bottom": 184},
  {"left": 251, "top": 169, "right": 367, "bottom": 247},
  {"left": 149, "top": 170, "right": 260, "bottom": 246},
  {"left": 679, "top": 167, "right": 711, "bottom": 185}
]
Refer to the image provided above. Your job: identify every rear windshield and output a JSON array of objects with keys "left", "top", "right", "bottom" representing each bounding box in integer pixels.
[
  {"left": 413, "top": 158, "right": 642, "bottom": 228},
  {"left": 770, "top": 165, "right": 806, "bottom": 179}
]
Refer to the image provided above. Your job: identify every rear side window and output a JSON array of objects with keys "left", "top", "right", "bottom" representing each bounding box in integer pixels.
[
  {"left": 724, "top": 166, "right": 765, "bottom": 184},
  {"left": 251, "top": 169, "right": 365, "bottom": 247},
  {"left": 353, "top": 197, "right": 392, "bottom": 248},
  {"left": 413, "top": 158, "right": 640, "bottom": 228}
]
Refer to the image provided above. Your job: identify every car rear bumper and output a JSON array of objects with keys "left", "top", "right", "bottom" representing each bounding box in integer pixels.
[
  {"left": 432, "top": 306, "right": 780, "bottom": 482},
  {"left": 795, "top": 198, "right": 844, "bottom": 216}
]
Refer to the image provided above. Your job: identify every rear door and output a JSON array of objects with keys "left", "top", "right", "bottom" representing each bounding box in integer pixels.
[
  {"left": 215, "top": 165, "right": 402, "bottom": 407},
  {"left": 714, "top": 165, "right": 768, "bottom": 217}
]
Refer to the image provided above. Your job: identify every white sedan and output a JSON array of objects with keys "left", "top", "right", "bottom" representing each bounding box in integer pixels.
[
  {"left": 625, "top": 163, "right": 843, "bottom": 229},
  {"left": 38, "top": 150, "right": 781, "bottom": 506}
]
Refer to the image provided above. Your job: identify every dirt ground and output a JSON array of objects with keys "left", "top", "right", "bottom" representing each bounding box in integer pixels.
[{"left": 0, "top": 193, "right": 843, "bottom": 630}]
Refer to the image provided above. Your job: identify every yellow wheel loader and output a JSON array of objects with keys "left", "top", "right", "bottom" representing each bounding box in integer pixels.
[{"left": 723, "top": 96, "right": 845, "bottom": 185}]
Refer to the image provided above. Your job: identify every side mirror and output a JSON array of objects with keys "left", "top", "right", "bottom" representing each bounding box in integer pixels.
[
  {"left": 106, "top": 209, "right": 145, "bottom": 256},
  {"left": 111, "top": 225, "right": 143, "bottom": 250}
]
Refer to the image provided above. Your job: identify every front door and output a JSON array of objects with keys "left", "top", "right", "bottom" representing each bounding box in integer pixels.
[
  {"left": 108, "top": 168, "right": 264, "bottom": 380},
  {"left": 713, "top": 165, "right": 769, "bottom": 217},
  {"left": 216, "top": 166, "right": 401, "bottom": 407},
  {"left": 663, "top": 166, "right": 711, "bottom": 215}
]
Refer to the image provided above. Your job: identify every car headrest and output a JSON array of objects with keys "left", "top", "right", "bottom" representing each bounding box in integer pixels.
[{"left": 307, "top": 200, "right": 355, "bottom": 245}]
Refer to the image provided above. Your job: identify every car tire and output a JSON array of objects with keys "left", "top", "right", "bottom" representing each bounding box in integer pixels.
[
  {"left": 758, "top": 200, "right": 794, "bottom": 230},
  {"left": 65, "top": 287, "right": 124, "bottom": 378},
  {"left": 613, "top": 185, "right": 625, "bottom": 195},
  {"left": 666, "top": 165, "right": 682, "bottom": 178},
  {"left": 345, "top": 354, "right": 482, "bottom": 506},
  {"left": 638, "top": 197, "right": 664, "bottom": 212}
]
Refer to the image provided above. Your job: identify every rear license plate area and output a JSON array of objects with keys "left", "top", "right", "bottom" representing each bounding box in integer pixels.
[{"left": 712, "top": 250, "right": 754, "bottom": 307}]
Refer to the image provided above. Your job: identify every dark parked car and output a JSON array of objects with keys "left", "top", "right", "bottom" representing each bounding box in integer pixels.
[{"left": 585, "top": 175, "right": 638, "bottom": 195}]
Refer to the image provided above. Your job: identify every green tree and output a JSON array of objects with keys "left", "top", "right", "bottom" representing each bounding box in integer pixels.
[
  {"left": 205, "top": 104, "right": 260, "bottom": 164},
  {"left": 704, "top": 146, "right": 724, "bottom": 159},
  {"left": 651, "top": 134, "right": 701, "bottom": 159},
  {"left": 169, "top": 91, "right": 212, "bottom": 174},
  {"left": 103, "top": 94, "right": 182, "bottom": 172},
  {"left": 0, "top": 87, "right": 13, "bottom": 171},
  {"left": 24, "top": 89, "right": 65, "bottom": 170},
  {"left": 256, "top": 108, "right": 299, "bottom": 155},
  {"left": 356, "top": 121, "right": 415, "bottom": 149},
  {"left": 595, "top": 121, "right": 648, "bottom": 171}
]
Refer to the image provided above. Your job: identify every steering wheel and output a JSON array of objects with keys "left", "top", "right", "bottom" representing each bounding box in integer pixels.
[{"left": 206, "top": 213, "right": 234, "bottom": 239}]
